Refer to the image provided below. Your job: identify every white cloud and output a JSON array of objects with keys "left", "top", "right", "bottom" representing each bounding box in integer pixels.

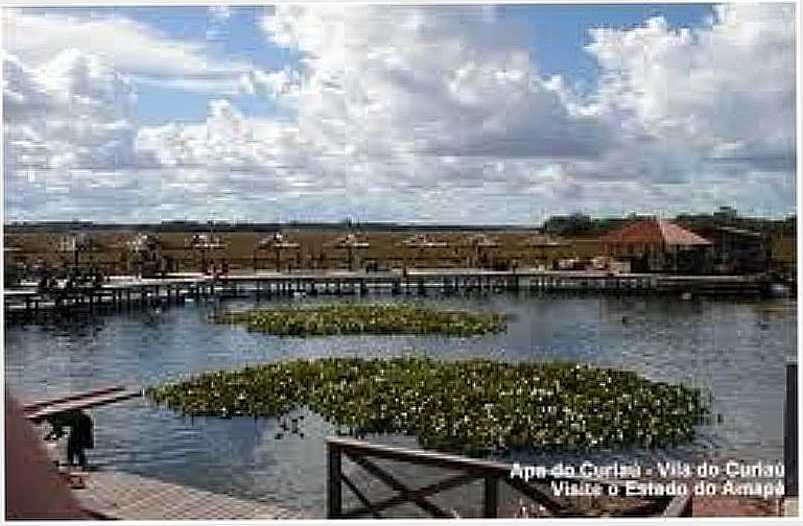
[
  {"left": 2, "top": 8, "right": 254, "bottom": 94},
  {"left": 3, "top": 4, "right": 797, "bottom": 222},
  {"left": 208, "top": 6, "right": 231, "bottom": 23},
  {"left": 4, "top": 49, "right": 142, "bottom": 171},
  {"left": 587, "top": 3, "right": 795, "bottom": 171},
  {"left": 3, "top": 48, "right": 165, "bottom": 220},
  {"left": 260, "top": 5, "right": 611, "bottom": 163}
]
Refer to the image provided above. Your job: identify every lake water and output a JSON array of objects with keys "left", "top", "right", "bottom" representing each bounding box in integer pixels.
[{"left": 4, "top": 292, "right": 796, "bottom": 516}]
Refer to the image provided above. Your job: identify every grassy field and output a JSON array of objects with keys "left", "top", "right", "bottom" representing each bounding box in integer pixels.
[
  {"left": 4, "top": 228, "right": 582, "bottom": 274},
  {"left": 4, "top": 227, "right": 794, "bottom": 275}
]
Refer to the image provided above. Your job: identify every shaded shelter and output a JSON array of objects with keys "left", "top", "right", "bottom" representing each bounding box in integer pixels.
[
  {"left": 254, "top": 232, "right": 301, "bottom": 271},
  {"left": 57, "top": 232, "right": 102, "bottom": 271},
  {"left": 327, "top": 233, "right": 370, "bottom": 271},
  {"left": 600, "top": 219, "right": 712, "bottom": 273},
  {"left": 125, "top": 234, "right": 165, "bottom": 277},
  {"left": 188, "top": 233, "right": 226, "bottom": 273},
  {"left": 400, "top": 234, "right": 449, "bottom": 268},
  {"left": 460, "top": 233, "right": 499, "bottom": 268},
  {"left": 522, "top": 233, "right": 572, "bottom": 269}
]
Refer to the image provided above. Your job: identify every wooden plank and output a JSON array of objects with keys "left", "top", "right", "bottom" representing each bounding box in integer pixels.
[
  {"left": 71, "top": 471, "right": 299, "bottom": 520},
  {"left": 484, "top": 476, "right": 499, "bottom": 518},
  {"left": 23, "top": 386, "right": 126, "bottom": 413},
  {"left": 786, "top": 361, "right": 798, "bottom": 497},
  {"left": 26, "top": 389, "right": 143, "bottom": 422},
  {"left": 504, "top": 475, "right": 579, "bottom": 517},
  {"left": 327, "top": 443, "right": 342, "bottom": 518},
  {"left": 328, "top": 436, "right": 511, "bottom": 476},
  {"left": 342, "top": 471, "right": 476, "bottom": 518},
  {"left": 340, "top": 472, "right": 383, "bottom": 519},
  {"left": 346, "top": 452, "right": 451, "bottom": 518},
  {"left": 662, "top": 493, "right": 692, "bottom": 517}
]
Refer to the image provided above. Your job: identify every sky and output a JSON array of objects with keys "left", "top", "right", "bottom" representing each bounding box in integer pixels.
[{"left": 2, "top": 3, "right": 797, "bottom": 224}]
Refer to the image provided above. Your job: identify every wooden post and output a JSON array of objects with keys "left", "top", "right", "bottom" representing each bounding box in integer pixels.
[
  {"left": 327, "top": 442, "right": 343, "bottom": 518},
  {"left": 483, "top": 477, "right": 498, "bottom": 518},
  {"left": 786, "top": 360, "right": 798, "bottom": 497}
]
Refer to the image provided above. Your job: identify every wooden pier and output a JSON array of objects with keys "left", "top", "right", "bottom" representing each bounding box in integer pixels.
[
  {"left": 22, "top": 387, "right": 300, "bottom": 520},
  {"left": 71, "top": 470, "right": 300, "bottom": 520},
  {"left": 4, "top": 269, "right": 771, "bottom": 321}
]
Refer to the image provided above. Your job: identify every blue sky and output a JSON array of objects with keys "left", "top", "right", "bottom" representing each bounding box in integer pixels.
[
  {"left": 3, "top": 4, "right": 795, "bottom": 223},
  {"left": 29, "top": 4, "right": 719, "bottom": 126},
  {"left": 501, "top": 4, "right": 717, "bottom": 91}
]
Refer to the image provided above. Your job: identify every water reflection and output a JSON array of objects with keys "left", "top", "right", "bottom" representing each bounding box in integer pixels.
[{"left": 5, "top": 292, "right": 795, "bottom": 516}]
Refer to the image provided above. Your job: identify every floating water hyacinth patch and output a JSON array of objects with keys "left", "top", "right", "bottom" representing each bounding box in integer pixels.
[
  {"left": 216, "top": 303, "right": 507, "bottom": 336},
  {"left": 147, "top": 358, "right": 708, "bottom": 456}
]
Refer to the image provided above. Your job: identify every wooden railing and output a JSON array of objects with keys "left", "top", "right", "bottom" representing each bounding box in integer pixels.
[{"left": 326, "top": 437, "right": 690, "bottom": 519}]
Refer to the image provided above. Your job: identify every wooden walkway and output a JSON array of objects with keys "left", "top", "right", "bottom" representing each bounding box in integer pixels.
[
  {"left": 23, "top": 386, "right": 143, "bottom": 423},
  {"left": 4, "top": 269, "right": 772, "bottom": 321},
  {"left": 71, "top": 471, "right": 301, "bottom": 520}
]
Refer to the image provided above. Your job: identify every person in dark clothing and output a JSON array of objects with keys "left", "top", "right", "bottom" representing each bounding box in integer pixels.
[
  {"left": 38, "top": 275, "right": 50, "bottom": 293},
  {"left": 44, "top": 413, "right": 68, "bottom": 442},
  {"left": 46, "top": 410, "right": 93, "bottom": 469},
  {"left": 66, "top": 410, "right": 93, "bottom": 468}
]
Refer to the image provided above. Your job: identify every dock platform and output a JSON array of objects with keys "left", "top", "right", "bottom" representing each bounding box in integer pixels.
[
  {"left": 4, "top": 269, "right": 773, "bottom": 321},
  {"left": 71, "top": 470, "right": 301, "bottom": 520}
]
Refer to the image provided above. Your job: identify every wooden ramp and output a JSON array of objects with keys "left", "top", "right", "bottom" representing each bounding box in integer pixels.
[
  {"left": 23, "top": 386, "right": 143, "bottom": 422},
  {"left": 72, "top": 471, "right": 300, "bottom": 520}
]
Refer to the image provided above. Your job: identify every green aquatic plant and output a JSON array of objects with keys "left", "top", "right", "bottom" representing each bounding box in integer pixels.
[
  {"left": 147, "top": 358, "right": 708, "bottom": 456},
  {"left": 216, "top": 303, "right": 507, "bottom": 337}
]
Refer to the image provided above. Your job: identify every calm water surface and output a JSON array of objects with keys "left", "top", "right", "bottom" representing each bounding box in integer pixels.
[{"left": 5, "top": 292, "right": 796, "bottom": 516}]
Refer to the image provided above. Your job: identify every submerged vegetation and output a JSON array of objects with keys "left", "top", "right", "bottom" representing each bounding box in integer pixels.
[
  {"left": 216, "top": 303, "right": 507, "bottom": 336},
  {"left": 147, "top": 358, "right": 707, "bottom": 455}
]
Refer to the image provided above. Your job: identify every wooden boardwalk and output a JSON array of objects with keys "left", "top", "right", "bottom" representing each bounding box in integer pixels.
[
  {"left": 71, "top": 471, "right": 301, "bottom": 520},
  {"left": 4, "top": 269, "right": 772, "bottom": 321}
]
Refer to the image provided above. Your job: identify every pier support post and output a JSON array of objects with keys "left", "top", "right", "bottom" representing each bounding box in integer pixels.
[
  {"left": 327, "top": 443, "right": 342, "bottom": 518},
  {"left": 483, "top": 477, "right": 499, "bottom": 518},
  {"left": 785, "top": 360, "right": 798, "bottom": 497}
]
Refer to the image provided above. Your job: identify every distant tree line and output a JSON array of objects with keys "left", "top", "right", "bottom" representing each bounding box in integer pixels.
[
  {"left": 543, "top": 208, "right": 796, "bottom": 238},
  {"left": 5, "top": 207, "right": 796, "bottom": 237}
]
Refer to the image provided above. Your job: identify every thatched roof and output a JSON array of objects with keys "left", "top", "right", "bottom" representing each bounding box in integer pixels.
[
  {"left": 600, "top": 220, "right": 711, "bottom": 246},
  {"left": 257, "top": 232, "right": 300, "bottom": 249},
  {"left": 523, "top": 233, "right": 570, "bottom": 247},
  {"left": 460, "top": 233, "right": 499, "bottom": 248},
  {"left": 328, "top": 233, "right": 370, "bottom": 248},
  {"left": 401, "top": 234, "right": 448, "bottom": 248},
  {"left": 188, "top": 233, "right": 226, "bottom": 250}
]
